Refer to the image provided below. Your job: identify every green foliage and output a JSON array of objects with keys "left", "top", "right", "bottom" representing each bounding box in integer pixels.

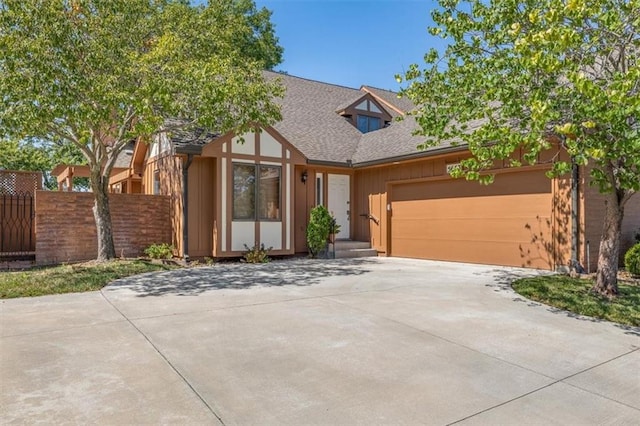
[
  {"left": 0, "top": 139, "right": 88, "bottom": 189},
  {"left": 400, "top": 0, "right": 640, "bottom": 198},
  {"left": 0, "top": 0, "right": 284, "bottom": 144},
  {"left": 144, "top": 243, "right": 174, "bottom": 260},
  {"left": 400, "top": 0, "right": 640, "bottom": 294},
  {"left": 242, "top": 243, "right": 272, "bottom": 263},
  {"left": 0, "top": 0, "right": 283, "bottom": 260},
  {"left": 0, "top": 260, "right": 178, "bottom": 298},
  {"left": 624, "top": 243, "right": 640, "bottom": 277},
  {"left": 512, "top": 275, "right": 640, "bottom": 326},
  {"left": 306, "top": 205, "right": 333, "bottom": 258}
]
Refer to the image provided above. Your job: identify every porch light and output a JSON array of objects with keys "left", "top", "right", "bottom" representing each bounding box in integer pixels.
[{"left": 301, "top": 170, "right": 308, "bottom": 184}]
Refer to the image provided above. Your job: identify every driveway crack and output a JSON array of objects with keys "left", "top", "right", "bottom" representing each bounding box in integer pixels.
[
  {"left": 445, "top": 347, "right": 640, "bottom": 424},
  {"left": 100, "top": 290, "right": 225, "bottom": 425}
]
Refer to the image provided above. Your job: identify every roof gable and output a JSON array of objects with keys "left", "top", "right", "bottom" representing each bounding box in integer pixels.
[
  {"left": 335, "top": 93, "right": 392, "bottom": 121},
  {"left": 263, "top": 71, "right": 365, "bottom": 164}
]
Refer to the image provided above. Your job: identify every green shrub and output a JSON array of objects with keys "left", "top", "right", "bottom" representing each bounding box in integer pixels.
[
  {"left": 306, "top": 205, "right": 333, "bottom": 258},
  {"left": 243, "top": 243, "right": 272, "bottom": 263},
  {"left": 624, "top": 243, "right": 640, "bottom": 277},
  {"left": 144, "top": 243, "right": 174, "bottom": 260}
]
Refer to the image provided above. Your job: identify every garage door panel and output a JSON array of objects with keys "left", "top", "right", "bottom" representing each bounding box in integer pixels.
[
  {"left": 391, "top": 217, "right": 552, "bottom": 243},
  {"left": 392, "top": 194, "right": 552, "bottom": 220},
  {"left": 390, "top": 238, "right": 552, "bottom": 269},
  {"left": 390, "top": 170, "right": 554, "bottom": 269},
  {"left": 393, "top": 171, "right": 551, "bottom": 202}
]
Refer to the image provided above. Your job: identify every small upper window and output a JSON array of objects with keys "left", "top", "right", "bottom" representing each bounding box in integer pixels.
[
  {"left": 355, "top": 99, "right": 382, "bottom": 113},
  {"left": 153, "top": 170, "right": 161, "bottom": 195},
  {"left": 357, "top": 115, "right": 381, "bottom": 133}
]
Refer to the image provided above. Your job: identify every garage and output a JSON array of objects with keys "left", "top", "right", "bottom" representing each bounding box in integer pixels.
[{"left": 389, "top": 169, "right": 555, "bottom": 269}]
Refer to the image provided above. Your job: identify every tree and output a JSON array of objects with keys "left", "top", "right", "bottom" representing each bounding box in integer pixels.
[
  {"left": 399, "top": 0, "right": 639, "bottom": 296},
  {"left": 0, "top": 0, "right": 284, "bottom": 261},
  {"left": 0, "top": 139, "right": 88, "bottom": 189}
]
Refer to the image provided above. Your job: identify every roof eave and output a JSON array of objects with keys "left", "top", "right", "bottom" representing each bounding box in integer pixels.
[
  {"left": 353, "top": 144, "right": 468, "bottom": 168},
  {"left": 174, "top": 145, "right": 204, "bottom": 155},
  {"left": 306, "top": 159, "right": 353, "bottom": 168}
]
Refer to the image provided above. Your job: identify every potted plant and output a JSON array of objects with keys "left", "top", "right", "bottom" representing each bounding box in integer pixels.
[{"left": 328, "top": 215, "right": 341, "bottom": 244}]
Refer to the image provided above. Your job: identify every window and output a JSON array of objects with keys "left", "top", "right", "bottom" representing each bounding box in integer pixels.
[
  {"left": 316, "top": 173, "right": 323, "bottom": 206},
  {"left": 233, "top": 163, "right": 281, "bottom": 220},
  {"left": 153, "top": 170, "right": 161, "bottom": 195},
  {"left": 233, "top": 164, "right": 256, "bottom": 220},
  {"left": 357, "top": 115, "right": 381, "bottom": 133},
  {"left": 355, "top": 99, "right": 382, "bottom": 113},
  {"left": 258, "top": 166, "right": 280, "bottom": 220}
]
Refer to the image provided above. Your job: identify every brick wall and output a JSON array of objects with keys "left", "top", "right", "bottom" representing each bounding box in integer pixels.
[{"left": 35, "top": 191, "right": 171, "bottom": 264}]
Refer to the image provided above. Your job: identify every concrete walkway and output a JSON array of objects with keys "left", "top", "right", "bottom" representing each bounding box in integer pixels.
[{"left": 1, "top": 258, "right": 638, "bottom": 425}]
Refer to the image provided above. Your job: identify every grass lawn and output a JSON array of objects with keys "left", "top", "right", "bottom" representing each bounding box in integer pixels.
[
  {"left": 0, "top": 260, "right": 179, "bottom": 299},
  {"left": 512, "top": 275, "right": 640, "bottom": 327}
]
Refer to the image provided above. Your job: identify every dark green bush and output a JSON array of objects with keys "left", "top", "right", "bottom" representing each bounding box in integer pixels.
[
  {"left": 144, "top": 243, "right": 174, "bottom": 259},
  {"left": 306, "top": 205, "right": 332, "bottom": 258},
  {"left": 624, "top": 243, "right": 640, "bottom": 277}
]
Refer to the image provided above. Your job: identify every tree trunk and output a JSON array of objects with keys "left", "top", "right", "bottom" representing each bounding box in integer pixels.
[
  {"left": 593, "top": 193, "right": 624, "bottom": 297},
  {"left": 91, "top": 171, "right": 116, "bottom": 262}
]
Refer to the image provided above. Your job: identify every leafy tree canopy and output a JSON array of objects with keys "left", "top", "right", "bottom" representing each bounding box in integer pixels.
[
  {"left": 398, "top": 0, "right": 639, "bottom": 295},
  {"left": 0, "top": 139, "right": 87, "bottom": 189},
  {"left": 0, "top": 0, "right": 284, "bottom": 166},
  {"left": 0, "top": 0, "right": 284, "bottom": 261},
  {"left": 399, "top": 0, "right": 639, "bottom": 201}
]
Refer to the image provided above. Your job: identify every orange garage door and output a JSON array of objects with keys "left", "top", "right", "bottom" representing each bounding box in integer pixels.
[{"left": 390, "top": 169, "right": 555, "bottom": 269}]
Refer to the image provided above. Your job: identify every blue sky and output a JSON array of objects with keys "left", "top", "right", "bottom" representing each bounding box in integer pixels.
[{"left": 254, "top": 0, "right": 443, "bottom": 90}]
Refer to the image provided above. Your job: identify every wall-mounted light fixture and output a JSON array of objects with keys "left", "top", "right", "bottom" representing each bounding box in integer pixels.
[{"left": 301, "top": 170, "right": 308, "bottom": 184}]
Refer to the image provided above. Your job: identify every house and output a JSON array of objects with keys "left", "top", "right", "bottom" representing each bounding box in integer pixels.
[{"left": 57, "top": 71, "right": 640, "bottom": 271}]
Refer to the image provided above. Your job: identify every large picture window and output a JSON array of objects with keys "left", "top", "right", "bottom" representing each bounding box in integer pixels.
[{"left": 233, "top": 163, "right": 281, "bottom": 220}]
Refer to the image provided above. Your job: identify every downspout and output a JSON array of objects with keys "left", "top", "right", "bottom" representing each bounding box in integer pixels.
[
  {"left": 182, "top": 154, "right": 194, "bottom": 262},
  {"left": 570, "top": 156, "right": 584, "bottom": 273}
]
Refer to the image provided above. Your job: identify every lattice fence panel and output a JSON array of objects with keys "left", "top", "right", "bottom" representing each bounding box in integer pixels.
[{"left": 0, "top": 170, "right": 42, "bottom": 195}]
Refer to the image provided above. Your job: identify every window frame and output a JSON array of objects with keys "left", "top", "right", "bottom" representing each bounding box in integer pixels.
[
  {"left": 315, "top": 173, "right": 324, "bottom": 206},
  {"left": 232, "top": 162, "right": 282, "bottom": 222}
]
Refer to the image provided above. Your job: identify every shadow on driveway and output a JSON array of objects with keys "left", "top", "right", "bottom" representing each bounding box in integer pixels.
[{"left": 106, "top": 258, "right": 377, "bottom": 297}]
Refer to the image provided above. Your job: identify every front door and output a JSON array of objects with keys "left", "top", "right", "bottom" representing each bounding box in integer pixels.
[{"left": 328, "top": 174, "right": 350, "bottom": 239}]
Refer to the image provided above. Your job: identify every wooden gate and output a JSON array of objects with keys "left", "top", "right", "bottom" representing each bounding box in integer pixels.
[{"left": 0, "top": 171, "right": 41, "bottom": 260}]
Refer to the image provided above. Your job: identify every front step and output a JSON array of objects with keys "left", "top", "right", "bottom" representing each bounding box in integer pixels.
[{"left": 331, "top": 240, "right": 378, "bottom": 259}]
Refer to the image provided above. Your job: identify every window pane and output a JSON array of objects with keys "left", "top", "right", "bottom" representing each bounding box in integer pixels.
[
  {"left": 316, "top": 173, "right": 323, "bottom": 206},
  {"left": 357, "top": 115, "right": 381, "bottom": 133},
  {"left": 357, "top": 115, "right": 368, "bottom": 132},
  {"left": 355, "top": 100, "right": 368, "bottom": 110},
  {"left": 233, "top": 164, "right": 256, "bottom": 220},
  {"left": 153, "top": 170, "right": 160, "bottom": 195},
  {"left": 259, "top": 166, "right": 280, "bottom": 220},
  {"left": 369, "top": 116, "right": 381, "bottom": 131}
]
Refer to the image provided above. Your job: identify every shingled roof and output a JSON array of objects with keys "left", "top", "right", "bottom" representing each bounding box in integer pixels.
[
  {"left": 263, "top": 71, "right": 454, "bottom": 166},
  {"left": 163, "top": 117, "right": 220, "bottom": 155},
  {"left": 159, "top": 72, "right": 453, "bottom": 165},
  {"left": 264, "top": 72, "right": 365, "bottom": 164}
]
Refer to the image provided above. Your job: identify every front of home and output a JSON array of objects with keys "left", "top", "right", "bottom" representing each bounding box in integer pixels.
[{"left": 56, "top": 71, "right": 639, "bottom": 271}]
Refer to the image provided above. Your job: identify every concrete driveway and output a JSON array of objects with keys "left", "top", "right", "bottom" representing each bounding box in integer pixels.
[{"left": 1, "top": 258, "right": 638, "bottom": 425}]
